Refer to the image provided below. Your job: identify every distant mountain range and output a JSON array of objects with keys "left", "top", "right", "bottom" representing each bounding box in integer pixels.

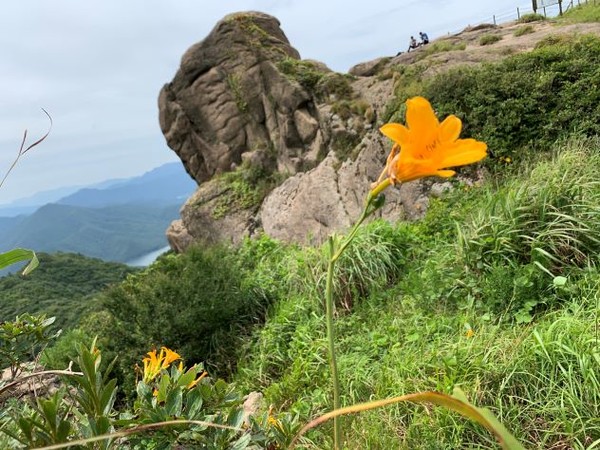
[
  {"left": 56, "top": 163, "right": 195, "bottom": 208},
  {"left": 0, "top": 176, "right": 131, "bottom": 217},
  {"left": 0, "top": 162, "right": 197, "bottom": 264}
]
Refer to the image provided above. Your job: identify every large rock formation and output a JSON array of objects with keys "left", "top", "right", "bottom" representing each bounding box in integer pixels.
[
  {"left": 159, "top": 11, "right": 328, "bottom": 184},
  {"left": 160, "top": 11, "right": 464, "bottom": 250}
]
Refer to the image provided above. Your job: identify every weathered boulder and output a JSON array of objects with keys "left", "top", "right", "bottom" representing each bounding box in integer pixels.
[
  {"left": 166, "top": 219, "right": 194, "bottom": 253},
  {"left": 158, "top": 11, "right": 328, "bottom": 184},
  {"left": 348, "top": 57, "right": 391, "bottom": 77},
  {"left": 260, "top": 132, "right": 406, "bottom": 243},
  {"left": 175, "top": 177, "right": 260, "bottom": 246}
]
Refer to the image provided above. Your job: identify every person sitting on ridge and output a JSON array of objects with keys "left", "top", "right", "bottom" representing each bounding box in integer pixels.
[
  {"left": 408, "top": 36, "right": 418, "bottom": 52},
  {"left": 419, "top": 31, "right": 429, "bottom": 45}
]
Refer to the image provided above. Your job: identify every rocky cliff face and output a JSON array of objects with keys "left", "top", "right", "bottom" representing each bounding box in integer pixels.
[{"left": 159, "top": 11, "right": 469, "bottom": 250}]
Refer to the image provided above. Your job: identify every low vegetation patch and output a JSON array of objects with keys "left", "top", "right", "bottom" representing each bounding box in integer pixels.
[
  {"left": 226, "top": 73, "right": 248, "bottom": 113},
  {"left": 211, "top": 162, "right": 283, "bottom": 219},
  {"left": 559, "top": 1, "right": 600, "bottom": 22},
  {"left": 514, "top": 24, "right": 535, "bottom": 36},
  {"left": 465, "top": 23, "right": 498, "bottom": 32},
  {"left": 315, "top": 72, "right": 354, "bottom": 102},
  {"left": 417, "top": 40, "right": 467, "bottom": 60},
  {"left": 518, "top": 13, "right": 546, "bottom": 23},
  {"left": 277, "top": 56, "right": 326, "bottom": 92},
  {"left": 479, "top": 33, "right": 503, "bottom": 45}
]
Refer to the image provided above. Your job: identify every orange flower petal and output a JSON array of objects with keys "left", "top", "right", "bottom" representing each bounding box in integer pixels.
[
  {"left": 405, "top": 97, "right": 439, "bottom": 143},
  {"left": 439, "top": 115, "right": 462, "bottom": 143},
  {"left": 391, "top": 155, "right": 439, "bottom": 182},
  {"left": 435, "top": 170, "right": 456, "bottom": 178},
  {"left": 374, "top": 96, "right": 487, "bottom": 191},
  {"left": 439, "top": 139, "right": 487, "bottom": 168},
  {"left": 380, "top": 123, "right": 410, "bottom": 147},
  {"left": 160, "top": 347, "right": 181, "bottom": 369}
]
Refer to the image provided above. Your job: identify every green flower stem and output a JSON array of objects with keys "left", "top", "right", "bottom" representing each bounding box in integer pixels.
[
  {"left": 325, "top": 188, "right": 385, "bottom": 450},
  {"left": 325, "top": 236, "right": 342, "bottom": 449}
]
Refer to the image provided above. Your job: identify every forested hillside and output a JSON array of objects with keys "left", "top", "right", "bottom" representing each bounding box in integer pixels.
[
  {"left": 0, "top": 252, "right": 137, "bottom": 331},
  {"left": 0, "top": 203, "right": 179, "bottom": 262}
]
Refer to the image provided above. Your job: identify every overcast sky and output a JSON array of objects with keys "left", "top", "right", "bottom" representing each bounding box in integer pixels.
[{"left": 0, "top": 0, "right": 538, "bottom": 203}]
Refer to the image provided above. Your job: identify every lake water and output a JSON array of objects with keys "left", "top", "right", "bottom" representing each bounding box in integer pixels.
[{"left": 126, "top": 245, "right": 171, "bottom": 267}]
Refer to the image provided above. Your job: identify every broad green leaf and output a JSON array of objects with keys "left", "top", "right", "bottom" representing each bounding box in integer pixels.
[
  {"left": 230, "top": 432, "right": 251, "bottom": 450},
  {"left": 164, "top": 388, "right": 183, "bottom": 417},
  {"left": 177, "top": 366, "right": 199, "bottom": 388},
  {"left": 553, "top": 276, "right": 567, "bottom": 287},
  {"left": 0, "top": 248, "right": 38, "bottom": 275}
]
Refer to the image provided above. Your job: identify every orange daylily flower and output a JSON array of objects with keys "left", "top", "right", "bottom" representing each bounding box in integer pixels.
[
  {"left": 375, "top": 96, "right": 487, "bottom": 190},
  {"left": 142, "top": 346, "right": 181, "bottom": 383},
  {"left": 160, "top": 347, "right": 181, "bottom": 369}
]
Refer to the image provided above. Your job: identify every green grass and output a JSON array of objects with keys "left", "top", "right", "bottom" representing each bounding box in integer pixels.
[
  {"left": 514, "top": 25, "right": 535, "bottom": 37},
  {"left": 479, "top": 34, "right": 503, "bottom": 45},
  {"left": 232, "top": 137, "right": 600, "bottom": 448},
  {"left": 418, "top": 40, "right": 467, "bottom": 59},
  {"left": 518, "top": 13, "right": 546, "bottom": 23},
  {"left": 35, "top": 137, "right": 600, "bottom": 448},
  {"left": 560, "top": 1, "right": 600, "bottom": 22}
]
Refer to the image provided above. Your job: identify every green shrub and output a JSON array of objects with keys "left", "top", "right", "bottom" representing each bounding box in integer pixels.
[
  {"left": 2, "top": 341, "right": 300, "bottom": 449},
  {"left": 315, "top": 72, "right": 354, "bottom": 101},
  {"left": 387, "top": 34, "right": 600, "bottom": 162},
  {"left": 92, "top": 244, "right": 274, "bottom": 391},
  {"left": 560, "top": 1, "right": 600, "bottom": 22},
  {"left": 418, "top": 40, "right": 466, "bottom": 58},
  {"left": 211, "top": 163, "right": 283, "bottom": 219},
  {"left": 479, "top": 34, "right": 502, "bottom": 45},
  {"left": 277, "top": 57, "right": 326, "bottom": 92},
  {"left": 518, "top": 13, "right": 546, "bottom": 23},
  {"left": 534, "top": 33, "right": 571, "bottom": 48},
  {"left": 513, "top": 25, "right": 535, "bottom": 37},
  {"left": 226, "top": 74, "right": 247, "bottom": 113}
]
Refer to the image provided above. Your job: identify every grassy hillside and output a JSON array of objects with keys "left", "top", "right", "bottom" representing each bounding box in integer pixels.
[
  {"left": 0, "top": 202, "right": 180, "bottom": 262},
  {"left": 74, "top": 137, "right": 600, "bottom": 448},
  {"left": 232, "top": 138, "right": 600, "bottom": 448},
  {"left": 0, "top": 252, "right": 137, "bottom": 331},
  {"left": 85, "top": 138, "right": 600, "bottom": 448}
]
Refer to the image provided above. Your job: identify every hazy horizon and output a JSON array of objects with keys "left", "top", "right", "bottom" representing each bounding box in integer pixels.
[{"left": 0, "top": 160, "right": 187, "bottom": 208}]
